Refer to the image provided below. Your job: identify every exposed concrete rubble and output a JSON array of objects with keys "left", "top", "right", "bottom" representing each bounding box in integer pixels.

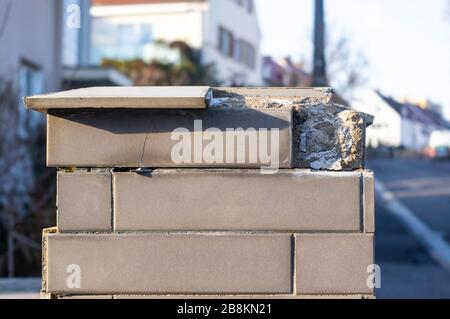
[
  {"left": 296, "top": 103, "right": 371, "bottom": 170},
  {"left": 208, "top": 88, "right": 374, "bottom": 171}
]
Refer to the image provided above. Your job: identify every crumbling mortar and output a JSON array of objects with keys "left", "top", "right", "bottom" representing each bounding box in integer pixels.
[
  {"left": 208, "top": 90, "right": 372, "bottom": 170},
  {"left": 41, "top": 227, "right": 57, "bottom": 291}
]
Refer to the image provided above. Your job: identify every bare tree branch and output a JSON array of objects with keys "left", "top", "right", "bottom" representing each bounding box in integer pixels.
[
  {"left": 301, "top": 26, "right": 369, "bottom": 100},
  {"left": 0, "top": 77, "right": 54, "bottom": 277},
  {"left": 12, "top": 231, "right": 40, "bottom": 251},
  {"left": 0, "top": 1, "right": 11, "bottom": 40},
  {"left": 325, "top": 29, "right": 369, "bottom": 100}
]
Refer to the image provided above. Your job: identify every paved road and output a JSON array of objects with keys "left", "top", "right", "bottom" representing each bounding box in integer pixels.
[
  {"left": 0, "top": 278, "right": 40, "bottom": 299},
  {"left": 368, "top": 159, "right": 450, "bottom": 299}
]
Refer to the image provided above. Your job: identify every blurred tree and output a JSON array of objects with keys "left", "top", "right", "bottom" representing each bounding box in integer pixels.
[
  {"left": 302, "top": 28, "right": 369, "bottom": 101},
  {"left": 102, "top": 41, "right": 219, "bottom": 86},
  {"left": 0, "top": 78, "right": 55, "bottom": 277},
  {"left": 308, "top": 0, "right": 368, "bottom": 100},
  {"left": 325, "top": 30, "right": 369, "bottom": 100},
  {"left": 0, "top": 1, "right": 11, "bottom": 40}
]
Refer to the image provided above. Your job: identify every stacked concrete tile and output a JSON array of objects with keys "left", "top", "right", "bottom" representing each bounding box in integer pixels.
[{"left": 25, "top": 86, "right": 375, "bottom": 299}]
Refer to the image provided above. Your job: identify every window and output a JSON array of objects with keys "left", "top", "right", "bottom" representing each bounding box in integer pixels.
[
  {"left": 247, "top": 44, "right": 256, "bottom": 69},
  {"left": 18, "top": 59, "right": 43, "bottom": 137},
  {"left": 234, "top": 38, "right": 241, "bottom": 62},
  {"left": 218, "top": 27, "right": 256, "bottom": 70},
  {"left": 19, "top": 60, "right": 43, "bottom": 97},
  {"left": 218, "top": 27, "right": 256, "bottom": 69},
  {"left": 247, "top": 0, "right": 254, "bottom": 13},
  {"left": 218, "top": 26, "right": 234, "bottom": 58},
  {"left": 232, "top": 0, "right": 253, "bottom": 13},
  {"left": 118, "top": 24, "right": 153, "bottom": 45},
  {"left": 91, "top": 18, "right": 154, "bottom": 63},
  {"left": 237, "top": 39, "right": 256, "bottom": 70}
]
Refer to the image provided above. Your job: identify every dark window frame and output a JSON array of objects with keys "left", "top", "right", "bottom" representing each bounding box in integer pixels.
[
  {"left": 218, "top": 26, "right": 257, "bottom": 70},
  {"left": 218, "top": 26, "right": 235, "bottom": 58}
]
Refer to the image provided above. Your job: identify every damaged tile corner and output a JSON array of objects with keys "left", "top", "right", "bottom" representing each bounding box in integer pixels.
[
  {"left": 294, "top": 103, "right": 372, "bottom": 170},
  {"left": 41, "top": 227, "right": 57, "bottom": 292}
]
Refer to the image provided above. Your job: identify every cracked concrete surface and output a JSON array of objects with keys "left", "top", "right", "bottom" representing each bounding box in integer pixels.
[{"left": 208, "top": 88, "right": 373, "bottom": 170}]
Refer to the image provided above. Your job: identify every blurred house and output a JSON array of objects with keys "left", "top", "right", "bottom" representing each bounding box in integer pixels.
[
  {"left": 62, "top": 0, "right": 132, "bottom": 88},
  {"left": 90, "top": 0, "right": 262, "bottom": 85},
  {"left": 354, "top": 90, "right": 450, "bottom": 152},
  {"left": 262, "top": 57, "right": 288, "bottom": 87},
  {"left": 261, "top": 56, "right": 353, "bottom": 107},
  {"left": 0, "top": 0, "right": 63, "bottom": 209},
  {"left": 0, "top": 0, "right": 130, "bottom": 93},
  {"left": 262, "top": 56, "right": 310, "bottom": 87},
  {"left": 0, "top": 0, "right": 63, "bottom": 97},
  {"left": 278, "top": 57, "right": 311, "bottom": 87}
]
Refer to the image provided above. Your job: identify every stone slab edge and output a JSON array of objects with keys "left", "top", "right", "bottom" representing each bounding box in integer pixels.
[{"left": 42, "top": 293, "right": 375, "bottom": 299}]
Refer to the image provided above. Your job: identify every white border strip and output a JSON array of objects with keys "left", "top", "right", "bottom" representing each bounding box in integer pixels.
[{"left": 376, "top": 180, "right": 450, "bottom": 273}]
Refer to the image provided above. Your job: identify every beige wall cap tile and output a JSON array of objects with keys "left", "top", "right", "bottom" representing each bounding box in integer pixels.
[{"left": 24, "top": 86, "right": 210, "bottom": 112}]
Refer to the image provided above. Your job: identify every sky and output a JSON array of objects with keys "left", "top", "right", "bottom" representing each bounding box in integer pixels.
[{"left": 256, "top": 0, "right": 450, "bottom": 119}]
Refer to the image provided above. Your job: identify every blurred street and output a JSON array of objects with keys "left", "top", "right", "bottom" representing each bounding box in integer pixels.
[
  {"left": 0, "top": 278, "right": 40, "bottom": 299},
  {"left": 370, "top": 159, "right": 450, "bottom": 299}
]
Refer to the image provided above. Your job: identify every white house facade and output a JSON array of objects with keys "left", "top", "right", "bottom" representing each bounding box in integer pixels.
[
  {"left": 354, "top": 90, "right": 450, "bottom": 152},
  {"left": 0, "top": 0, "right": 63, "bottom": 97},
  {"left": 353, "top": 90, "right": 403, "bottom": 149},
  {"left": 90, "top": 0, "right": 263, "bottom": 85}
]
